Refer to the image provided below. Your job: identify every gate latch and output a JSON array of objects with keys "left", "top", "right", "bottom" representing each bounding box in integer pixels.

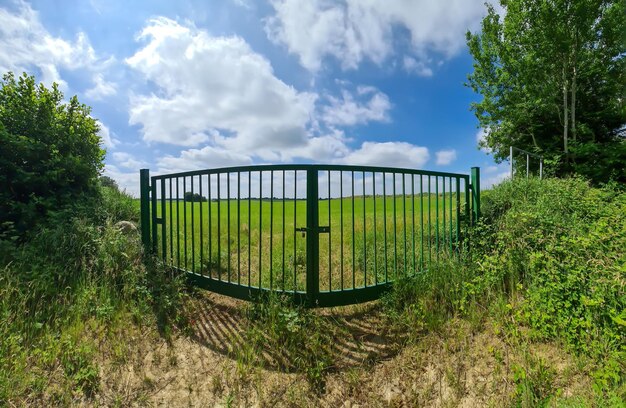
[{"left": 296, "top": 226, "right": 330, "bottom": 237}]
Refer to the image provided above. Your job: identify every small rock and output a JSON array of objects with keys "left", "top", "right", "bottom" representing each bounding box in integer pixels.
[{"left": 115, "top": 220, "right": 138, "bottom": 234}]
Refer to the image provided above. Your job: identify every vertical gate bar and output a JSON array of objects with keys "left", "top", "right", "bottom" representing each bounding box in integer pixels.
[
  {"left": 183, "top": 177, "right": 187, "bottom": 270},
  {"left": 526, "top": 154, "right": 529, "bottom": 178},
  {"left": 437, "top": 177, "right": 446, "bottom": 253},
  {"left": 464, "top": 177, "right": 470, "bottom": 233},
  {"left": 139, "top": 169, "right": 151, "bottom": 253},
  {"left": 392, "top": 173, "right": 397, "bottom": 279},
  {"left": 420, "top": 175, "right": 424, "bottom": 270},
  {"left": 227, "top": 174, "right": 231, "bottom": 282},
  {"left": 373, "top": 172, "right": 377, "bottom": 285},
  {"left": 435, "top": 176, "right": 439, "bottom": 262},
  {"left": 283, "top": 170, "right": 286, "bottom": 290},
  {"left": 456, "top": 177, "right": 461, "bottom": 252},
  {"left": 448, "top": 177, "right": 452, "bottom": 254},
  {"left": 248, "top": 172, "right": 252, "bottom": 287},
  {"left": 471, "top": 167, "right": 481, "bottom": 222},
  {"left": 340, "top": 171, "right": 344, "bottom": 290},
  {"left": 382, "top": 173, "right": 388, "bottom": 282},
  {"left": 412, "top": 174, "right": 416, "bottom": 274},
  {"left": 177, "top": 177, "right": 181, "bottom": 270},
  {"left": 208, "top": 175, "right": 212, "bottom": 276},
  {"left": 161, "top": 179, "right": 167, "bottom": 263},
  {"left": 270, "top": 170, "right": 274, "bottom": 290},
  {"left": 293, "top": 171, "right": 297, "bottom": 293},
  {"left": 362, "top": 171, "right": 366, "bottom": 287},
  {"left": 151, "top": 178, "right": 157, "bottom": 255},
  {"left": 351, "top": 171, "right": 355, "bottom": 289},
  {"left": 306, "top": 168, "right": 319, "bottom": 306},
  {"left": 237, "top": 172, "right": 241, "bottom": 284},
  {"left": 428, "top": 175, "right": 432, "bottom": 268},
  {"left": 217, "top": 175, "right": 221, "bottom": 280},
  {"left": 259, "top": 171, "right": 262, "bottom": 288},
  {"left": 402, "top": 174, "right": 407, "bottom": 275},
  {"left": 200, "top": 176, "right": 204, "bottom": 275},
  {"left": 328, "top": 170, "right": 332, "bottom": 291},
  {"left": 168, "top": 178, "right": 173, "bottom": 265},
  {"left": 191, "top": 176, "right": 196, "bottom": 274}
]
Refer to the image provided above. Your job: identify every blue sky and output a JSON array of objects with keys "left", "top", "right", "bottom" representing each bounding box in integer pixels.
[{"left": 0, "top": 0, "right": 509, "bottom": 195}]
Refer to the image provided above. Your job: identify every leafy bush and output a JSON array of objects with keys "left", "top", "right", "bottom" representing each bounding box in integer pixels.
[
  {"left": 383, "top": 176, "right": 625, "bottom": 401},
  {"left": 0, "top": 72, "right": 105, "bottom": 237},
  {"left": 0, "top": 186, "right": 185, "bottom": 404},
  {"left": 473, "top": 177, "right": 625, "bottom": 397}
]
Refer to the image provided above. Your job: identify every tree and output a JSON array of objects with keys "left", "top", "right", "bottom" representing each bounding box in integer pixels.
[
  {"left": 0, "top": 72, "right": 105, "bottom": 236},
  {"left": 100, "top": 176, "right": 119, "bottom": 190},
  {"left": 184, "top": 192, "right": 207, "bottom": 202},
  {"left": 466, "top": 0, "right": 625, "bottom": 182}
]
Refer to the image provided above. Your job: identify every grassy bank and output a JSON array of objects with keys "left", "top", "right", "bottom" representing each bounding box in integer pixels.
[
  {"left": 0, "top": 176, "right": 623, "bottom": 406},
  {"left": 0, "top": 186, "right": 186, "bottom": 405}
]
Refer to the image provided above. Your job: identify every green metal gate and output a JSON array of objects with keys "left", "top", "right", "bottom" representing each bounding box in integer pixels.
[{"left": 140, "top": 165, "right": 480, "bottom": 307}]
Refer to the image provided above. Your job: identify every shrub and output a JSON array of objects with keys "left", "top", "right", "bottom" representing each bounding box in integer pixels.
[
  {"left": 474, "top": 177, "right": 625, "bottom": 396},
  {"left": 0, "top": 72, "right": 105, "bottom": 237}
]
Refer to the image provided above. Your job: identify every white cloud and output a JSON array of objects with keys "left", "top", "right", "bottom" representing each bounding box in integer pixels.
[
  {"left": 112, "top": 152, "right": 146, "bottom": 170},
  {"left": 476, "top": 127, "right": 491, "bottom": 152},
  {"left": 435, "top": 149, "right": 457, "bottom": 165},
  {"left": 339, "top": 141, "right": 429, "bottom": 169},
  {"left": 157, "top": 146, "right": 253, "bottom": 174},
  {"left": 126, "top": 17, "right": 317, "bottom": 156},
  {"left": 98, "top": 121, "right": 118, "bottom": 149},
  {"left": 403, "top": 56, "right": 433, "bottom": 77},
  {"left": 265, "top": 0, "right": 487, "bottom": 73},
  {"left": 0, "top": 1, "right": 108, "bottom": 92},
  {"left": 103, "top": 164, "right": 140, "bottom": 196},
  {"left": 322, "top": 87, "right": 391, "bottom": 126},
  {"left": 85, "top": 73, "right": 116, "bottom": 99},
  {"left": 281, "top": 129, "right": 350, "bottom": 162},
  {"left": 482, "top": 163, "right": 509, "bottom": 189}
]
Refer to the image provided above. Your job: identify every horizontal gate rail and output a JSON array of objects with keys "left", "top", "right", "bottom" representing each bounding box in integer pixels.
[{"left": 139, "top": 164, "right": 480, "bottom": 307}]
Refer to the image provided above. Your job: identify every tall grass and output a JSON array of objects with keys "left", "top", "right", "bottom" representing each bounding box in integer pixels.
[
  {"left": 0, "top": 186, "right": 185, "bottom": 405},
  {"left": 381, "top": 176, "right": 625, "bottom": 403}
]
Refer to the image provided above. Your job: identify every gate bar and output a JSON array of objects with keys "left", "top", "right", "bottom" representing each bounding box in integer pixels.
[{"left": 306, "top": 169, "right": 319, "bottom": 306}]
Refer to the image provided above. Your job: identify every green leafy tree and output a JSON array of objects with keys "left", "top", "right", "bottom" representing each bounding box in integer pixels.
[
  {"left": 100, "top": 175, "right": 119, "bottom": 190},
  {"left": 184, "top": 192, "right": 207, "bottom": 202},
  {"left": 0, "top": 72, "right": 105, "bottom": 236},
  {"left": 466, "top": 0, "right": 626, "bottom": 182}
]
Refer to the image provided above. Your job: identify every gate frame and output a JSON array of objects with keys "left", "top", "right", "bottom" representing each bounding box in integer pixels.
[{"left": 139, "top": 164, "right": 480, "bottom": 307}]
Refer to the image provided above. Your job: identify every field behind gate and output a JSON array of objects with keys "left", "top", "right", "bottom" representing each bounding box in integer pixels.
[{"left": 153, "top": 192, "right": 466, "bottom": 293}]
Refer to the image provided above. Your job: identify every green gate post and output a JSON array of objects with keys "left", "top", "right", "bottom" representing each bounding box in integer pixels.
[
  {"left": 306, "top": 168, "right": 320, "bottom": 307},
  {"left": 139, "top": 169, "right": 152, "bottom": 252},
  {"left": 470, "top": 167, "right": 481, "bottom": 223}
]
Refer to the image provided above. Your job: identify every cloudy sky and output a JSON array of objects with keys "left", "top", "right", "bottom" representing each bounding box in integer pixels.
[{"left": 0, "top": 0, "right": 509, "bottom": 194}]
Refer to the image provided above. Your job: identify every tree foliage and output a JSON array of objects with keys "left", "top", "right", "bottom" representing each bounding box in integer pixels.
[
  {"left": 0, "top": 72, "right": 105, "bottom": 236},
  {"left": 184, "top": 192, "right": 207, "bottom": 202},
  {"left": 466, "top": 0, "right": 626, "bottom": 183}
]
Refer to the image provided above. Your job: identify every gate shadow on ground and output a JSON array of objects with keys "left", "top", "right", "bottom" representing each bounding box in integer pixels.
[{"left": 181, "top": 291, "right": 399, "bottom": 373}]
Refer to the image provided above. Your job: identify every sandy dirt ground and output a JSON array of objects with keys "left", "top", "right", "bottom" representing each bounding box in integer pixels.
[{"left": 93, "top": 292, "right": 588, "bottom": 407}]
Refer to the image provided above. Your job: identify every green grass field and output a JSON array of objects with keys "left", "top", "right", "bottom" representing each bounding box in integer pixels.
[{"left": 153, "top": 193, "right": 468, "bottom": 292}]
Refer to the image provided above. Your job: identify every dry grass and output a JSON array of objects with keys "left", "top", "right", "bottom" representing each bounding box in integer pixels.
[{"left": 90, "top": 291, "right": 595, "bottom": 407}]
